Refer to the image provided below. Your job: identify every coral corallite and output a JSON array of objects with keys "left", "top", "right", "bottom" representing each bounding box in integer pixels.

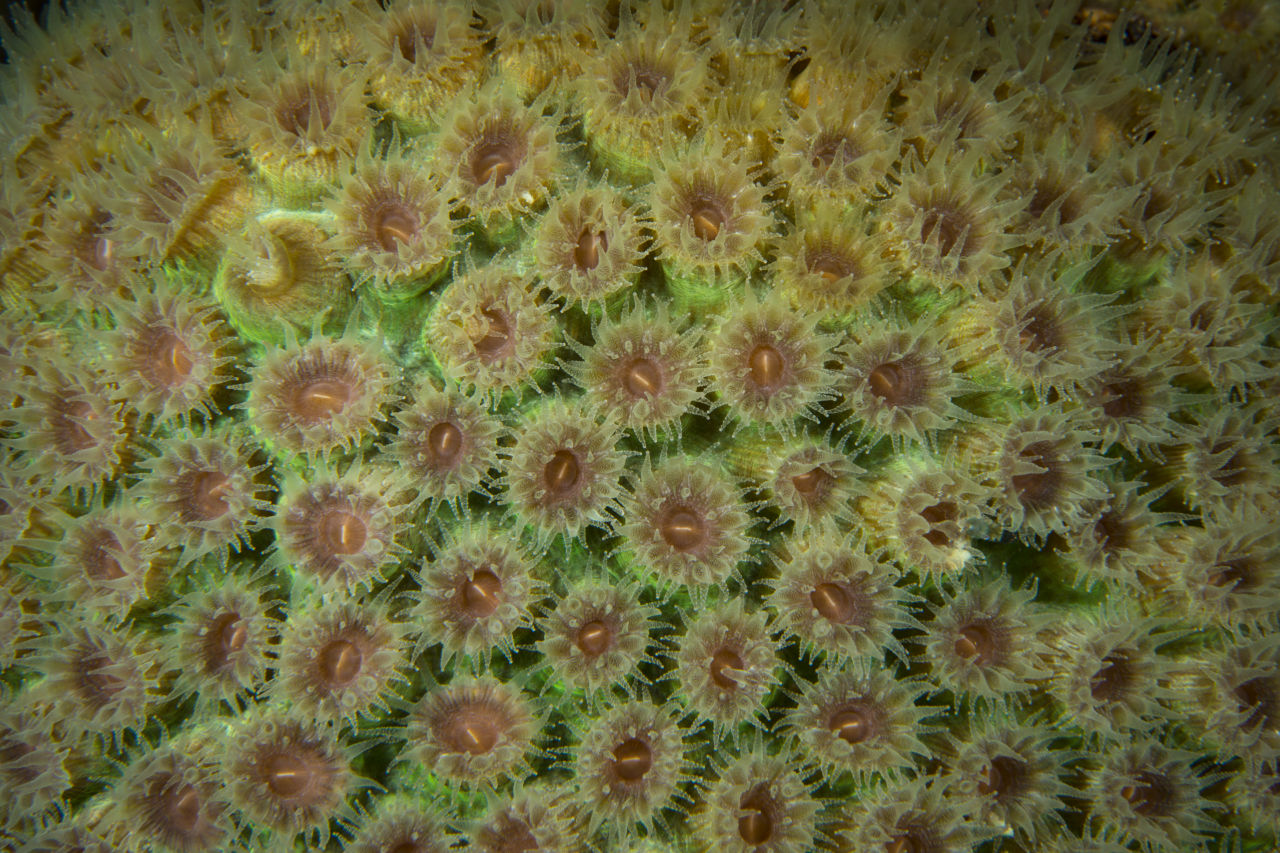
[{"left": 3, "top": 1, "right": 1280, "bottom": 850}]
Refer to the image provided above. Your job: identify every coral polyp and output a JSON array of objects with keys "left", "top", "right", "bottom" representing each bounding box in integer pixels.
[
  {"left": 766, "top": 534, "right": 916, "bottom": 665},
  {"left": 537, "top": 575, "right": 661, "bottom": 702},
  {"left": 755, "top": 438, "right": 862, "bottom": 534},
  {"left": 345, "top": 795, "right": 458, "bottom": 853},
  {"left": 576, "top": 6, "right": 709, "bottom": 183},
  {"left": 136, "top": 425, "right": 271, "bottom": 566},
  {"left": 408, "top": 520, "right": 542, "bottom": 669},
  {"left": 839, "top": 311, "right": 971, "bottom": 450},
  {"left": 406, "top": 676, "right": 539, "bottom": 791},
  {"left": 214, "top": 211, "right": 352, "bottom": 346},
  {"left": 245, "top": 330, "right": 399, "bottom": 460},
  {"left": 619, "top": 455, "right": 752, "bottom": 593},
  {"left": 3, "top": 1, "right": 1278, "bottom": 850},
  {"left": 273, "top": 464, "right": 407, "bottom": 594},
  {"left": 784, "top": 663, "right": 933, "bottom": 785},
  {"left": 163, "top": 571, "right": 279, "bottom": 713},
  {"left": 564, "top": 298, "right": 708, "bottom": 443},
  {"left": 326, "top": 142, "right": 455, "bottom": 301},
  {"left": 104, "top": 742, "right": 231, "bottom": 853},
  {"left": 354, "top": 0, "right": 485, "bottom": 136},
  {"left": 649, "top": 134, "right": 773, "bottom": 296},
  {"left": 10, "top": 361, "right": 126, "bottom": 499},
  {"left": 692, "top": 745, "right": 821, "bottom": 853},
  {"left": 271, "top": 595, "right": 409, "bottom": 726},
  {"left": 772, "top": 203, "right": 894, "bottom": 320},
  {"left": 104, "top": 279, "right": 235, "bottom": 427},
  {"left": 434, "top": 85, "right": 563, "bottom": 236},
  {"left": 221, "top": 711, "right": 360, "bottom": 849},
  {"left": 425, "top": 261, "right": 556, "bottom": 402},
  {"left": 503, "top": 399, "right": 627, "bottom": 547},
  {"left": 920, "top": 574, "right": 1052, "bottom": 709},
  {"left": 707, "top": 291, "right": 838, "bottom": 436},
  {"left": 386, "top": 377, "right": 505, "bottom": 514},
  {"left": 672, "top": 598, "right": 779, "bottom": 738},
  {"left": 238, "top": 51, "right": 370, "bottom": 205},
  {"left": 887, "top": 138, "right": 1026, "bottom": 292},
  {"left": 534, "top": 182, "right": 648, "bottom": 309},
  {"left": 38, "top": 502, "right": 155, "bottom": 620},
  {"left": 572, "top": 699, "right": 689, "bottom": 840}
]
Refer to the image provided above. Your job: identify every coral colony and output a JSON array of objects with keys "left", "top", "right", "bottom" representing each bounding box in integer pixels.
[{"left": 3, "top": 0, "right": 1280, "bottom": 851}]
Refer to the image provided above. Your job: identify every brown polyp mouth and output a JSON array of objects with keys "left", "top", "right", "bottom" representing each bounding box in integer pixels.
[
  {"left": 181, "top": 470, "right": 232, "bottom": 520},
  {"left": 808, "top": 250, "right": 854, "bottom": 282},
  {"left": 867, "top": 360, "right": 913, "bottom": 406},
  {"left": 978, "top": 755, "right": 1029, "bottom": 798},
  {"left": 460, "top": 568, "right": 503, "bottom": 617},
  {"left": 373, "top": 204, "right": 419, "bottom": 252},
  {"left": 611, "top": 736, "right": 653, "bottom": 782},
  {"left": 810, "top": 131, "right": 855, "bottom": 168},
  {"left": 920, "top": 201, "right": 971, "bottom": 259},
  {"left": 388, "top": 842, "right": 426, "bottom": 853},
  {"left": 953, "top": 621, "right": 999, "bottom": 665},
  {"left": 748, "top": 343, "right": 785, "bottom": 390},
  {"left": 659, "top": 505, "right": 706, "bottom": 552},
  {"left": 471, "top": 140, "right": 519, "bottom": 188},
  {"left": 163, "top": 782, "right": 205, "bottom": 834},
  {"left": 394, "top": 14, "right": 435, "bottom": 64},
  {"left": 791, "top": 466, "right": 833, "bottom": 501},
  {"left": 689, "top": 197, "right": 727, "bottom": 241},
  {"left": 1100, "top": 375, "right": 1144, "bottom": 419},
  {"left": 737, "top": 784, "right": 776, "bottom": 845},
  {"left": 443, "top": 704, "right": 503, "bottom": 755},
  {"left": 1011, "top": 441, "right": 1063, "bottom": 509},
  {"left": 1235, "top": 676, "right": 1277, "bottom": 730},
  {"left": 318, "top": 638, "right": 364, "bottom": 687},
  {"left": 427, "top": 420, "right": 464, "bottom": 466},
  {"left": 1090, "top": 651, "right": 1134, "bottom": 702},
  {"left": 84, "top": 530, "right": 126, "bottom": 581},
  {"left": 1018, "top": 308, "right": 1063, "bottom": 354},
  {"left": 264, "top": 752, "right": 317, "bottom": 799},
  {"left": 618, "top": 60, "right": 670, "bottom": 101},
  {"left": 810, "top": 582, "right": 853, "bottom": 623},
  {"left": 147, "top": 331, "right": 195, "bottom": 387},
  {"left": 472, "top": 308, "right": 512, "bottom": 361},
  {"left": 275, "top": 83, "right": 334, "bottom": 138},
  {"left": 1208, "top": 557, "right": 1255, "bottom": 591},
  {"left": 622, "top": 357, "right": 663, "bottom": 398},
  {"left": 203, "top": 612, "right": 247, "bottom": 670},
  {"left": 295, "top": 379, "right": 352, "bottom": 422},
  {"left": 1121, "top": 770, "right": 1176, "bottom": 817},
  {"left": 1093, "top": 510, "right": 1131, "bottom": 554},
  {"left": 54, "top": 398, "right": 98, "bottom": 454},
  {"left": 709, "top": 647, "right": 745, "bottom": 690},
  {"left": 318, "top": 509, "right": 368, "bottom": 556},
  {"left": 543, "top": 449, "right": 582, "bottom": 497},
  {"left": 573, "top": 227, "right": 608, "bottom": 272},
  {"left": 920, "top": 501, "right": 958, "bottom": 548},
  {"left": 828, "top": 701, "right": 875, "bottom": 745},
  {"left": 575, "top": 618, "right": 612, "bottom": 656},
  {"left": 76, "top": 211, "right": 115, "bottom": 271}
]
